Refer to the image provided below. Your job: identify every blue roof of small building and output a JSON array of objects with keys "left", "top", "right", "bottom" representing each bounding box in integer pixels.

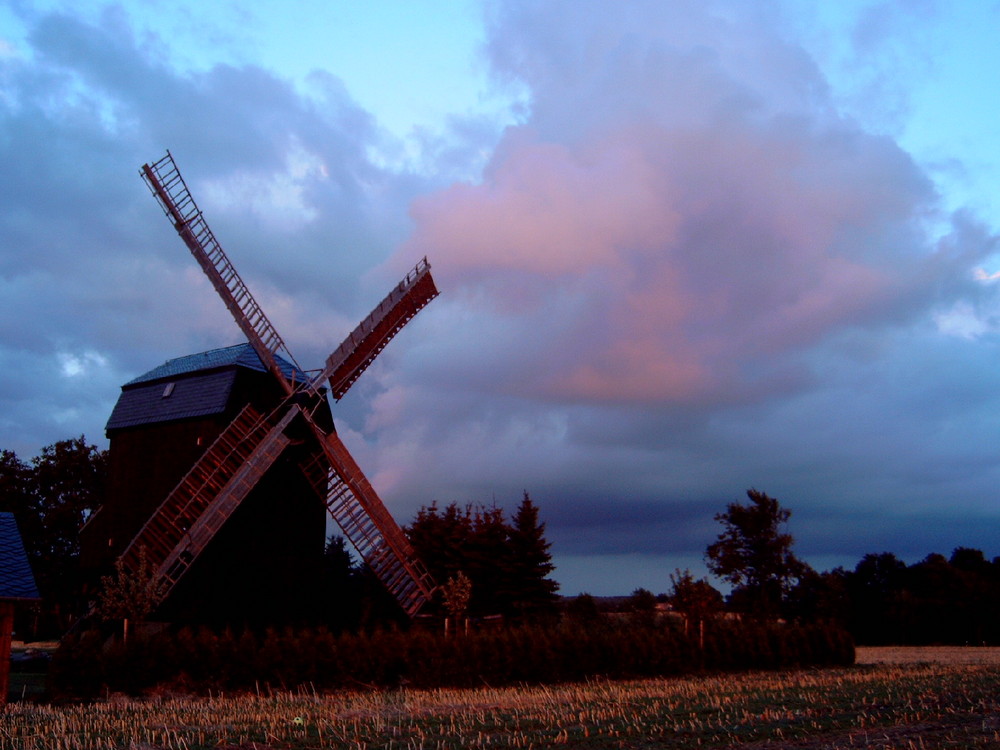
[
  {"left": 107, "top": 344, "right": 307, "bottom": 432},
  {"left": 0, "top": 512, "right": 40, "bottom": 601}
]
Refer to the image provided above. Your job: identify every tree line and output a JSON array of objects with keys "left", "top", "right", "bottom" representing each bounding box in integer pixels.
[
  {"left": 609, "top": 488, "right": 1000, "bottom": 646},
  {"left": 2, "top": 437, "right": 996, "bottom": 646},
  {"left": 0, "top": 438, "right": 560, "bottom": 636}
]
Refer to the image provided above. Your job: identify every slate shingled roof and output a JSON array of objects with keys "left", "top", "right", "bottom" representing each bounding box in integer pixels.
[
  {"left": 106, "top": 344, "right": 307, "bottom": 432},
  {"left": 0, "top": 512, "right": 40, "bottom": 601},
  {"left": 106, "top": 370, "right": 238, "bottom": 431},
  {"left": 124, "top": 344, "right": 305, "bottom": 386}
]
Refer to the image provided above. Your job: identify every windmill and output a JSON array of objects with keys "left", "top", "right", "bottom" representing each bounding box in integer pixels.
[{"left": 109, "top": 151, "right": 438, "bottom": 618}]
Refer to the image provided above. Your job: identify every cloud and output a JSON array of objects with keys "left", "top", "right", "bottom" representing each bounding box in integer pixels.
[
  {"left": 360, "top": 0, "right": 1000, "bottom": 590},
  {"left": 394, "top": 0, "right": 992, "bottom": 410},
  {"left": 0, "top": 8, "right": 437, "bottom": 453},
  {"left": 3, "top": 1, "right": 999, "bottom": 596}
]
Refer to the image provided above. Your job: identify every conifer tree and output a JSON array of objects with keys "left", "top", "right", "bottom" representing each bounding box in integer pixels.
[
  {"left": 467, "top": 505, "right": 510, "bottom": 613},
  {"left": 505, "top": 492, "right": 560, "bottom": 619},
  {"left": 405, "top": 492, "right": 559, "bottom": 619},
  {"left": 406, "top": 501, "right": 473, "bottom": 584}
]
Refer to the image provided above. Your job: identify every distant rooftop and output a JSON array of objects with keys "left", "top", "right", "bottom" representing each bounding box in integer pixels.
[{"left": 0, "top": 512, "right": 40, "bottom": 601}]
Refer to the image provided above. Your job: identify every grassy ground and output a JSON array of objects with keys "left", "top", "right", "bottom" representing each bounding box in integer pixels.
[{"left": 3, "top": 647, "right": 1000, "bottom": 748}]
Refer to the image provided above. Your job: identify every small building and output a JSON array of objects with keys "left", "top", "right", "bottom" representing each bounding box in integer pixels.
[
  {"left": 80, "top": 344, "right": 331, "bottom": 626},
  {"left": 0, "top": 512, "right": 41, "bottom": 705}
]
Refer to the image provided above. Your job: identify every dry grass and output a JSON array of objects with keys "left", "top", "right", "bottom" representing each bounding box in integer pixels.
[
  {"left": 3, "top": 651, "right": 1000, "bottom": 748},
  {"left": 857, "top": 645, "right": 1000, "bottom": 665}
]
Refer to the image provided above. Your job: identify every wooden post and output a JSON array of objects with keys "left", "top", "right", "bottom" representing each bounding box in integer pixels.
[{"left": 0, "top": 601, "right": 15, "bottom": 706}]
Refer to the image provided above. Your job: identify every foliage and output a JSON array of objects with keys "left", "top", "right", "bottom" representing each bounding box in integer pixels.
[
  {"left": 564, "top": 593, "right": 600, "bottom": 623},
  {"left": 312, "top": 534, "right": 412, "bottom": 632},
  {"left": 0, "top": 437, "right": 107, "bottom": 635},
  {"left": 706, "top": 488, "right": 808, "bottom": 619},
  {"left": 442, "top": 571, "right": 473, "bottom": 620},
  {"left": 624, "top": 587, "right": 657, "bottom": 625},
  {"left": 783, "top": 566, "right": 850, "bottom": 624},
  {"left": 832, "top": 548, "right": 1000, "bottom": 645},
  {"left": 505, "top": 493, "right": 560, "bottom": 617},
  {"left": 668, "top": 568, "right": 723, "bottom": 632},
  {"left": 97, "top": 546, "right": 168, "bottom": 641},
  {"left": 49, "top": 617, "right": 854, "bottom": 699},
  {"left": 405, "top": 492, "right": 559, "bottom": 619}
]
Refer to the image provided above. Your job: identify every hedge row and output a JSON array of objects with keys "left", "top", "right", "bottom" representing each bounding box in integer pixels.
[{"left": 49, "top": 619, "right": 854, "bottom": 699}]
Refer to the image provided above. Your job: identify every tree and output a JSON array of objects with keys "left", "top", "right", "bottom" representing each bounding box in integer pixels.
[
  {"left": 846, "top": 552, "right": 907, "bottom": 644},
  {"left": 405, "top": 493, "right": 559, "bottom": 619},
  {"left": 406, "top": 502, "right": 473, "bottom": 585},
  {"left": 784, "top": 567, "right": 849, "bottom": 624},
  {"left": 316, "top": 535, "right": 362, "bottom": 631},
  {"left": 97, "top": 547, "right": 167, "bottom": 643},
  {"left": 625, "top": 587, "right": 657, "bottom": 622},
  {"left": 668, "top": 568, "right": 723, "bottom": 635},
  {"left": 505, "top": 493, "right": 560, "bottom": 619},
  {"left": 466, "top": 505, "right": 510, "bottom": 615},
  {"left": 565, "top": 593, "right": 600, "bottom": 623},
  {"left": 705, "top": 489, "right": 807, "bottom": 619},
  {"left": 0, "top": 437, "right": 107, "bottom": 633},
  {"left": 442, "top": 571, "right": 473, "bottom": 633}
]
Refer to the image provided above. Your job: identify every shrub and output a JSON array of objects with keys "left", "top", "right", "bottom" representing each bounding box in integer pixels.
[{"left": 48, "top": 617, "right": 854, "bottom": 697}]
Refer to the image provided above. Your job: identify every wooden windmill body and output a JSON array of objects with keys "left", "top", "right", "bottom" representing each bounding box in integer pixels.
[{"left": 82, "top": 152, "right": 437, "bottom": 622}]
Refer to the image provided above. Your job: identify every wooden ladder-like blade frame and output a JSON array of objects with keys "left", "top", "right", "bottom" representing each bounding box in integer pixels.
[
  {"left": 140, "top": 152, "right": 300, "bottom": 395},
  {"left": 119, "top": 404, "right": 299, "bottom": 609},
  {"left": 316, "top": 258, "right": 439, "bottom": 400},
  {"left": 299, "top": 413, "right": 435, "bottom": 616}
]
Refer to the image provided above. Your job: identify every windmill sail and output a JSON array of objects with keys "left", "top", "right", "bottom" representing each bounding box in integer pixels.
[
  {"left": 317, "top": 258, "right": 439, "bottom": 400},
  {"left": 119, "top": 404, "right": 299, "bottom": 607},
  {"left": 140, "top": 152, "right": 299, "bottom": 395},
  {"left": 300, "top": 416, "right": 435, "bottom": 616}
]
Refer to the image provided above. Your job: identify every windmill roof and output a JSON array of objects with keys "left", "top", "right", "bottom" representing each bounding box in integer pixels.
[
  {"left": 125, "top": 343, "right": 305, "bottom": 385},
  {"left": 106, "top": 344, "right": 307, "bottom": 432},
  {"left": 106, "top": 370, "right": 238, "bottom": 431},
  {"left": 0, "top": 512, "right": 40, "bottom": 601}
]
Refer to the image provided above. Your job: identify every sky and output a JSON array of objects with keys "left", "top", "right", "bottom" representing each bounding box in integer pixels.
[{"left": 1, "top": 0, "right": 999, "bottom": 596}]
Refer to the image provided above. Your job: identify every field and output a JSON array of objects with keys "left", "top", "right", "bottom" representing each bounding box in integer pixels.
[{"left": 3, "top": 647, "right": 1000, "bottom": 749}]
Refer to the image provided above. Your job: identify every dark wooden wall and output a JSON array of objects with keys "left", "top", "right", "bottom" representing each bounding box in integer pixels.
[{"left": 81, "top": 366, "right": 329, "bottom": 625}]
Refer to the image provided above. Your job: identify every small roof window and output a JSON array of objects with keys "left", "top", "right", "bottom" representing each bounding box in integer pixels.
[{"left": 162, "top": 382, "right": 175, "bottom": 398}]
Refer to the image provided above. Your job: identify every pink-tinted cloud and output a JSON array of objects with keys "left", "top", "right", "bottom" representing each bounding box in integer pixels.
[{"left": 393, "top": 1, "right": 992, "bottom": 413}]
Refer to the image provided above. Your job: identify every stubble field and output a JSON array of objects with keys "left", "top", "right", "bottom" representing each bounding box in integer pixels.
[{"left": 3, "top": 647, "right": 1000, "bottom": 749}]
